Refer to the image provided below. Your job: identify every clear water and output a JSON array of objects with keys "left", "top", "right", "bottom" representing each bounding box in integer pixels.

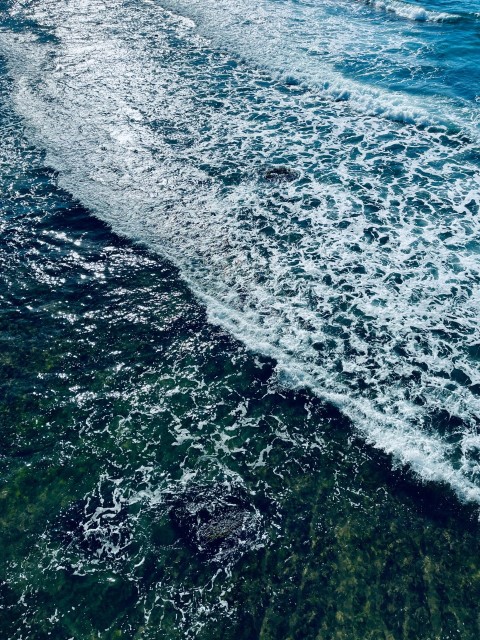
[{"left": 0, "top": 0, "right": 480, "bottom": 638}]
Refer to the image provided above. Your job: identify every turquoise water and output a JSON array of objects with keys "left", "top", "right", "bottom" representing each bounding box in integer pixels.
[{"left": 0, "top": 0, "right": 480, "bottom": 638}]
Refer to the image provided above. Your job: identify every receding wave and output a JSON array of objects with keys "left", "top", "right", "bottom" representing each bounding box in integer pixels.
[{"left": 1, "top": 0, "right": 480, "bottom": 504}]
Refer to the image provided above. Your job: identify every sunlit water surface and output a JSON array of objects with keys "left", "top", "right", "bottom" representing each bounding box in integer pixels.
[{"left": 1, "top": 0, "right": 480, "bottom": 638}]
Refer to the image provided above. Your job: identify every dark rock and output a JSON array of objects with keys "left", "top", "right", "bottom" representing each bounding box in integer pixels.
[
  {"left": 263, "top": 166, "right": 300, "bottom": 183},
  {"left": 168, "top": 483, "right": 261, "bottom": 561}
]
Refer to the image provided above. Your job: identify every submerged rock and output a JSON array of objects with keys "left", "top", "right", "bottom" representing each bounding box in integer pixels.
[
  {"left": 168, "top": 483, "right": 261, "bottom": 561},
  {"left": 263, "top": 166, "right": 299, "bottom": 183}
]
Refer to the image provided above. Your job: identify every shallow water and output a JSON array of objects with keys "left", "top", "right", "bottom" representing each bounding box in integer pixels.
[{"left": 0, "top": 0, "right": 480, "bottom": 638}]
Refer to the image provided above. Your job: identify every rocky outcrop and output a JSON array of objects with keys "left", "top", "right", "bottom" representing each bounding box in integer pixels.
[{"left": 168, "top": 483, "right": 261, "bottom": 561}]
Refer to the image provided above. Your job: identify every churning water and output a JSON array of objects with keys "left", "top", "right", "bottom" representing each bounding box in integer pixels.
[{"left": 0, "top": 0, "right": 479, "bottom": 638}]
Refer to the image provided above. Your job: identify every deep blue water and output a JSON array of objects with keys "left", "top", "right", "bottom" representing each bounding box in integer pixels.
[{"left": 0, "top": 0, "right": 480, "bottom": 638}]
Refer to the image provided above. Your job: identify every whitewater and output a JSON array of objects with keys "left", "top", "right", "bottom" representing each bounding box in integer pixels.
[{"left": 1, "top": 0, "right": 480, "bottom": 503}]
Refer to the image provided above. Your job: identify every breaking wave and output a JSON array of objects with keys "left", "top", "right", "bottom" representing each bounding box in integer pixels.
[{"left": 362, "top": 0, "right": 461, "bottom": 22}]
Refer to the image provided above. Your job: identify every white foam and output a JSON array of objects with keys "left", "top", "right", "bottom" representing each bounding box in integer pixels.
[
  {"left": 1, "top": 0, "right": 480, "bottom": 505},
  {"left": 363, "top": 0, "right": 460, "bottom": 22}
]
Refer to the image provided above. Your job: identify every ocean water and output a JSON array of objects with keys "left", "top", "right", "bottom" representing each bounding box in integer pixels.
[{"left": 0, "top": 0, "right": 479, "bottom": 638}]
